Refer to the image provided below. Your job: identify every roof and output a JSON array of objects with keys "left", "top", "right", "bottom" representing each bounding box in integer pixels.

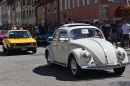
[
  {"left": 58, "top": 23, "right": 99, "bottom": 32},
  {"left": 61, "top": 23, "right": 90, "bottom": 27}
]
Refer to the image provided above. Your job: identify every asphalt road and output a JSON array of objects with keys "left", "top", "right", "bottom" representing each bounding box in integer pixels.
[{"left": 0, "top": 45, "right": 130, "bottom": 86}]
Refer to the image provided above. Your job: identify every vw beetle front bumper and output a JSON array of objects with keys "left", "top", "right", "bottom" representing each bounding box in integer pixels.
[{"left": 81, "top": 62, "right": 129, "bottom": 70}]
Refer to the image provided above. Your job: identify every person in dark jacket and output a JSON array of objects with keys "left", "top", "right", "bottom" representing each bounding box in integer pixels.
[{"left": 102, "top": 21, "right": 111, "bottom": 40}]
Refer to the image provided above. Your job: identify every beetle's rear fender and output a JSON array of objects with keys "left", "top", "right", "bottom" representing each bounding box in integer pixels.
[
  {"left": 67, "top": 48, "right": 95, "bottom": 67},
  {"left": 45, "top": 45, "right": 55, "bottom": 62}
]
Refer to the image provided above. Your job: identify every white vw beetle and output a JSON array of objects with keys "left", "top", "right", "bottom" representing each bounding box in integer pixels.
[{"left": 45, "top": 23, "right": 129, "bottom": 77}]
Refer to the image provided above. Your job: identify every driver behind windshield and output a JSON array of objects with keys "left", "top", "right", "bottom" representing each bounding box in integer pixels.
[
  {"left": 9, "top": 31, "right": 31, "bottom": 38},
  {"left": 70, "top": 28, "right": 102, "bottom": 39}
]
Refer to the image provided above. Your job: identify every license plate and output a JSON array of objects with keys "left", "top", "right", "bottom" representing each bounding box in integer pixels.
[{"left": 21, "top": 48, "right": 27, "bottom": 50}]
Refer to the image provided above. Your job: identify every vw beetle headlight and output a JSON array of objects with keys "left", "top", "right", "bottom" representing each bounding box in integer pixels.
[
  {"left": 117, "top": 50, "right": 125, "bottom": 60},
  {"left": 83, "top": 52, "right": 92, "bottom": 61}
]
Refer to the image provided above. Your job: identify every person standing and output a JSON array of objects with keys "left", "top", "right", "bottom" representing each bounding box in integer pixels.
[
  {"left": 19, "top": 26, "right": 23, "bottom": 30},
  {"left": 121, "top": 20, "right": 130, "bottom": 48},
  {"left": 102, "top": 21, "right": 111, "bottom": 40},
  {"left": 110, "top": 21, "right": 118, "bottom": 47}
]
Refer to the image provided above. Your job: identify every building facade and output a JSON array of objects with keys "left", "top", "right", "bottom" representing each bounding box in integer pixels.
[
  {"left": 15, "top": 0, "right": 22, "bottom": 26},
  {"left": 10, "top": 4, "right": 16, "bottom": 25},
  {"left": 46, "top": 0, "right": 59, "bottom": 26},
  {"left": 33, "top": 0, "right": 46, "bottom": 26},
  {"left": 22, "top": 0, "right": 28, "bottom": 28},
  {"left": 27, "top": 0, "right": 36, "bottom": 26},
  {"left": 59, "top": 0, "right": 128, "bottom": 24},
  {"left": 0, "top": 6, "right": 2, "bottom": 26},
  {"left": 33, "top": 0, "right": 59, "bottom": 26},
  {"left": 0, "top": 0, "right": 8, "bottom": 27}
]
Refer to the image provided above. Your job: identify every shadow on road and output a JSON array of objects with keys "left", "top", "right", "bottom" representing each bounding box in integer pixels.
[
  {"left": 0, "top": 51, "right": 32, "bottom": 56},
  {"left": 33, "top": 65, "right": 121, "bottom": 81}
]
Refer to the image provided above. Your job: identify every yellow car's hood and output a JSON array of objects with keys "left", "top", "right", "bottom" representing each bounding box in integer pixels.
[{"left": 8, "top": 38, "right": 36, "bottom": 43}]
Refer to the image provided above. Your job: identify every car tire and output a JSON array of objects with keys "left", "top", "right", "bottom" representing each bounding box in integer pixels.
[
  {"left": 32, "top": 48, "right": 37, "bottom": 54},
  {"left": 7, "top": 47, "right": 11, "bottom": 55},
  {"left": 69, "top": 56, "right": 82, "bottom": 78},
  {"left": 113, "top": 66, "right": 125, "bottom": 75},
  {"left": 2, "top": 45, "right": 6, "bottom": 52},
  {"left": 47, "top": 52, "right": 54, "bottom": 68}
]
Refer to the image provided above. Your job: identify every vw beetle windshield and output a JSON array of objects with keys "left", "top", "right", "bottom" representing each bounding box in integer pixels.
[
  {"left": 70, "top": 28, "right": 103, "bottom": 40},
  {"left": 9, "top": 31, "right": 31, "bottom": 38}
]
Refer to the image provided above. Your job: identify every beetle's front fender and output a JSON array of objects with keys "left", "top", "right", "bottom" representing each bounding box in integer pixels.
[
  {"left": 68, "top": 48, "right": 94, "bottom": 67},
  {"left": 45, "top": 45, "right": 55, "bottom": 62}
]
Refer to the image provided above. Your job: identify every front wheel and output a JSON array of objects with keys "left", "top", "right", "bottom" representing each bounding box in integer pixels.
[
  {"left": 47, "top": 52, "right": 54, "bottom": 68},
  {"left": 7, "top": 47, "right": 11, "bottom": 55},
  {"left": 70, "top": 57, "right": 82, "bottom": 78},
  {"left": 113, "top": 66, "right": 126, "bottom": 75},
  {"left": 32, "top": 48, "right": 37, "bottom": 54}
]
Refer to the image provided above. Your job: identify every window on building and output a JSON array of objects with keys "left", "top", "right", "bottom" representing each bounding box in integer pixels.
[
  {"left": 87, "top": 0, "right": 97, "bottom": 5},
  {"left": 31, "top": 9, "right": 34, "bottom": 17},
  {"left": 41, "top": 7, "right": 44, "bottom": 14},
  {"left": 22, "top": 0, "right": 25, "bottom": 6},
  {"left": 29, "top": 10, "right": 31, "bottom": 17},
  {"left": 47, "top": 3, "right": 50, "bottom": 14},
  {"left": 68, "top": 0, "right": 74, "bottom": 9},
  {"left": 78, "top": 0, "right": 85, "bottom": 6},
  {"left": 17, "top": 2, "right": 18, "bottom": 7},
  {"left": 61, "top": 0, "right": 66, "bottom": 10},
  {"left": 23, "top": 11, "right": 26, "bottom": 19},
  {"left": 19, "top": 13, "right": 21, "bottom": 19},
  {"left": 54, "top": 1, "right": 57, "bottom": 13},
  {"left": 19, "top": 1, "right": 21, "bottom": 7},
  {"left": 51, "top": 4, "right": 54, "bottom": 13},
  {"left": 27, "top": 10, "right": 28, "bottom": 18}
]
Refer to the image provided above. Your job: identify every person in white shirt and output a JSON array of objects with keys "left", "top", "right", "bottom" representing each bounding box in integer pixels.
[{"left": 121, "top": 20, "right": 130, "bottom": 48}]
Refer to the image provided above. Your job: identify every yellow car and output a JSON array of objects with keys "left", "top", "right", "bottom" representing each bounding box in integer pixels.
[{"left": 2, "top": 30, "right": 37, "bottom": 55}]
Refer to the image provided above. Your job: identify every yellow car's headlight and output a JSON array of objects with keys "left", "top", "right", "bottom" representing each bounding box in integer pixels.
[
  {"left": 31, "top": 42, "right": 36, "bottom": 46},
  {"left": 10, "top": 43, "right": 16, "bottom": 46}
]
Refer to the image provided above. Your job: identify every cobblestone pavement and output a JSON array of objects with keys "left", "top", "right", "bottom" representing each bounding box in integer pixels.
[{"left": 0, "top": 45, "right": 130, "bottom": 86}]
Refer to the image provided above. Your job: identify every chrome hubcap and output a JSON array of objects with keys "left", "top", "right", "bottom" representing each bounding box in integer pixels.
[
  {"left": 47, "top": 54, "right": 51, "bottom": 65},
  {"left": 71, "top": 59, "right": 77, "bottom": 75}
]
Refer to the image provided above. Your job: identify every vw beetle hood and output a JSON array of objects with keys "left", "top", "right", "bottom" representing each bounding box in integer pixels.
[{"left": 71, "top": 39, "right": 117, "bottom": 65}]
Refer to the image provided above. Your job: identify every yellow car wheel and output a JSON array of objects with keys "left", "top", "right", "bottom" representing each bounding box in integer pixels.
[
  {"left": 32, "top": 48, "right": 37, "bottom": 54},
  {"left": 7, "top": 47, "right": 11, "bottom": 55}
]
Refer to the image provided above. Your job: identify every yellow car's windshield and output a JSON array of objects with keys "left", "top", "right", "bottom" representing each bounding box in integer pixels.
[{"left": 9, "top": 31, "right": 31, "bottom": 38}]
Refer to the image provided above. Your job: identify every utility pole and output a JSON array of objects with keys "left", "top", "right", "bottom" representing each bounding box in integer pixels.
[{"left": 122, "top": 0, "right": 129, "bottom": 5}]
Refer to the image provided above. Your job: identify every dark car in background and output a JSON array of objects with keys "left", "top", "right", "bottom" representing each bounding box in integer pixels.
[
  {"left": 46, "top": 36, "right": 53, "bottom": 44},
  {"left": 0, "top": 26, "right": 7, "bottom": 30},
  {"left": 34, "top": 30, "right": 55, "bottom": 44}
]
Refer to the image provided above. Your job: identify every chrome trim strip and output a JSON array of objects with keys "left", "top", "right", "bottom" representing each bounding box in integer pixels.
[{"left": 81, "top": 62, "right": 129, "bottom": 69}]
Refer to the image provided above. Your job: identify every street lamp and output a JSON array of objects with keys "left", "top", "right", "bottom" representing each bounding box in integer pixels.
[{"left": 122, "top": 0, "right": 129, "bottom": 5}]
